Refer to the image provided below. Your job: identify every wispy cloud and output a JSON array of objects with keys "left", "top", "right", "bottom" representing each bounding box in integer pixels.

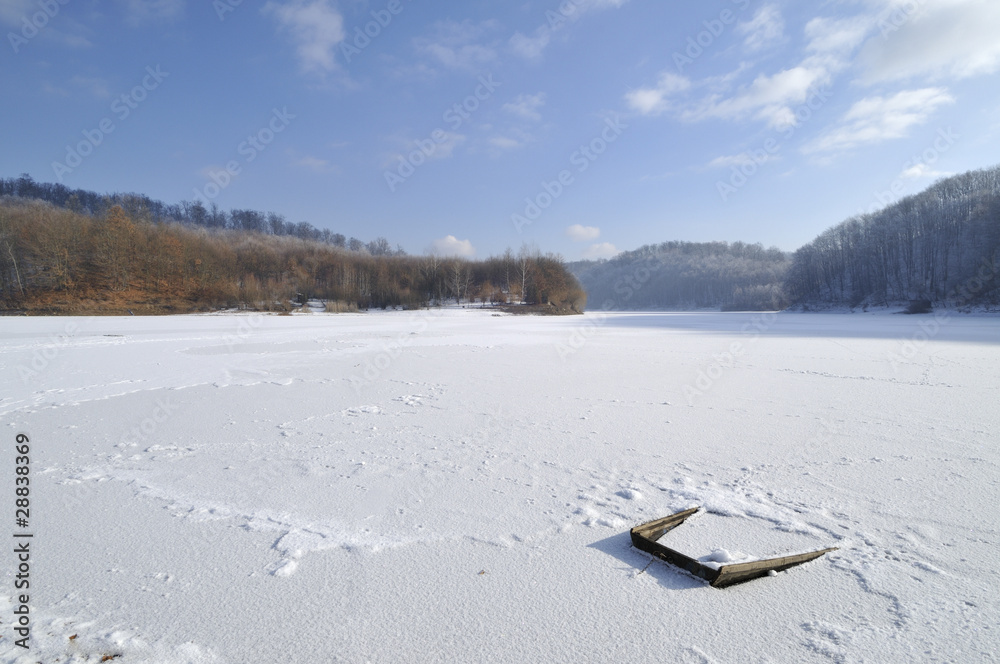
[
  {"left": 503, "top": 93, "right": 546, "bottom": 122},
  {"left": 263, "top": 0, "right": 346, "bottom": 74},
  {"left": 805, "top": 88, "right": 955, "bottom": 154},
  {"left": 488, "top": 136, "right": 524, "bottom": 152},
  {"left": 707, "top": 152, "right": 778, "bottom": 169},
  {"left": 415, "top": 20, "right": 499, "bottom": 71},
  {"left": 626, "top": 5, "right": 876, "bottom": 131},
  {"left": 508, "top": 31, "right": 550, "bottom": 60},
  {"left": 625, "top": 73, "right": 691, "bottom": 116},
  {"left": 901, "top": 163, "right": 952, "bottom": 180},
  {"left": 681, "top": 63, "right": 832, "bottom": 129},
  {"left": 804, "top": 15, "right": 871, "bottom": 56},
  {"left": 288, "top": 150, "right": 338, "bottom": 174},
  {"left": 509, "top": 0, "right": 629, "bottom": 61},
  {"left": 738, "top": 4, "right": 784, "bottom": 52},
  {"left": 384, "top": 132, "right": 466, "bottom": 167},
  {"left": 857, "top": 0, "right": 1000, "bottom": 83},
  {"left": 71, "top": 76, "right": 110, "bottom": 98}
]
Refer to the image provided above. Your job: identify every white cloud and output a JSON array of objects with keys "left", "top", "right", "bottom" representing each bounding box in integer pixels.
[
  {"left": 503, "top": 93, "right": 546, "bottom": 122},
  {"left": 1, "top": 2, "right": 92, "bottom": 48},
  {"left": 428, "top": 235, "right": 476, "bottom": 258},
  {"left": 291, "top": 152, "right": 338, "bottom": 174},
  {"left": 901, "top": 163, "right": 952, "bottom": 180},
  {"left": 385, "top": 131, "right": 466, "bottom": 167},
  {"left": 707, "top": 153, "right": 777, "bottom": 169},
  {"left": 858, "top": 0, "right": 1000, "bottom": 83},
  {"left": 583, "top": 243, "right": 620, "bottom": 260},
  {"left": 263, "top": 0, "right": 345, "bottom": 73},
  {"left": 415, "top": 20, "right": 499, "bottom": 71},
  {"left": 42, "top": 82, "right": 70, "bottom": 97},
  {"left": 489, "top": 136, "right": 524, "bottom": 151},
  {"left": 638, "top": 171, "right": 676, "bottom": 183},
  {"left": 508, "top": 30, "right": 550, "bottom": 60},
  {"left": 509, "top": 0, "right": 629, "bottom": 60},
  {"left": 631, "top": 9, "right": 875, "bottom": 131},
  {"left": 805, "top": 87, "right": 955, "bottom": 153},
  {"left": 118, "top": 0, "right": 184, "bottom": 26},
  {"left": 71, "top": 76, "right": 110, "bottom": 98},
  {"left": 738, "top": 4, "right": 785, "bottom": 51},
  {"left": 625, "top": 73, "right": 691, "bottom": 116},
  {"left": 566, "top": 225, "right": 601, "bottom": 242},
  {"left": 424, "top": 132, "right": 465, "bottom": 160},
  {"left": 575, "top": 0, "right": 629, "bottom": 10},
  {"left": 805, "top": 16, "right": 872, "bottom": 55},
  {"left": 682, "top": 64, "right": 832, "bottom": 128}
]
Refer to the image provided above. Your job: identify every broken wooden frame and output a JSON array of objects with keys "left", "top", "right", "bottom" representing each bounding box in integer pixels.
[{"left": 630, "top": 507, "right": 837, "bottom": 588}]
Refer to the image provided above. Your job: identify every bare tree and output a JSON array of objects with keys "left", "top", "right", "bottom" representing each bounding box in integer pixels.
[
  {"left": 516, "top": 245, "right": 538, "bottom": 304},
  {"left": 451, "top": 260, "right": 471, "bottom": 304},
  {"left": 95, "top": 205, "right": 137, "bottom": 291}
]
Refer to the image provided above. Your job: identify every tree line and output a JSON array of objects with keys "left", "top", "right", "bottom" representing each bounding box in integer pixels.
[
  {"left": 571, "top": 165, "right": 1000, "bottom": 311},
  {"left": 785, "top": 165, "right": 1000, "bottom": 308},
  {"left": 0, "top": 174, "right": 401, "bottom": 255},
  {"left": 0, "top": 197, "right": 585, "bottom": 315}
]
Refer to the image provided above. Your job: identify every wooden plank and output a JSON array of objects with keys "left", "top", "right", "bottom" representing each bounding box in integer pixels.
[
  {"left": 630, "top": 508, "right": 837, "bottom": 589},
  {"left": 631, "top": 527, "right": 719, "bottom": 584},
  {"left": 630, "top": 507, "right": 699, "bottom": 542},
  {"left": 711, "top": 548, "right": 838, "bottom": 588}
]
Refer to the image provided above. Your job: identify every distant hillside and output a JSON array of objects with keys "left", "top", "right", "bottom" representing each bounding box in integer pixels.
[
  {"left": 570, "top": 166, "right": 1000, "bottom": 313},
  {"left": 569, "top": 241, "right": 789, "bottom": 311},
  {"left": 786, "top": 165, "right": 1000, "bottom": 309},
  {"left": 0, "top": 173, "right": 400, "bottom": 254}
]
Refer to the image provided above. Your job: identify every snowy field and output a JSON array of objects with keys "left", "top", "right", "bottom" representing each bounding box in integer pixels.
[{"left": 2, "top": 309, "right": 998, "bottom": 663}]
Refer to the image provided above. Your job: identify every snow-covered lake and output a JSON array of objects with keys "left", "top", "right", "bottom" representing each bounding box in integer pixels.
[{"left": 2, "top": 310, "right": 998, "bottom": 663}]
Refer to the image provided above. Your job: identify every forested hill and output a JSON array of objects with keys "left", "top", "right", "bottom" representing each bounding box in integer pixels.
[
  {"left": 786, "top": 165, "right": 1000, "bottom": 309},
  {"left": 0, "top": 196, "right": 585, "bottom": 315},
  {"left": 568, "top": 241, "right": 789, "bottom": 311},
  {"left": 570, "top": 165, "right": 1000, "bottom": 312},
  {"left": 0, "top": 174, "right": 400, "bottom": 254}
]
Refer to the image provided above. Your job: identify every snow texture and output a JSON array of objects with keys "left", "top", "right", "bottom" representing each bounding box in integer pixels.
[{"left": 1, "top": 310, "right": 998, "bottom": 662}]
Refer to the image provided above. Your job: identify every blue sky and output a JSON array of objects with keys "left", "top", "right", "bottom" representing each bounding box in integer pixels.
[{"left": 3, "top": 0, "right": 1000, "bottom": 260}]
